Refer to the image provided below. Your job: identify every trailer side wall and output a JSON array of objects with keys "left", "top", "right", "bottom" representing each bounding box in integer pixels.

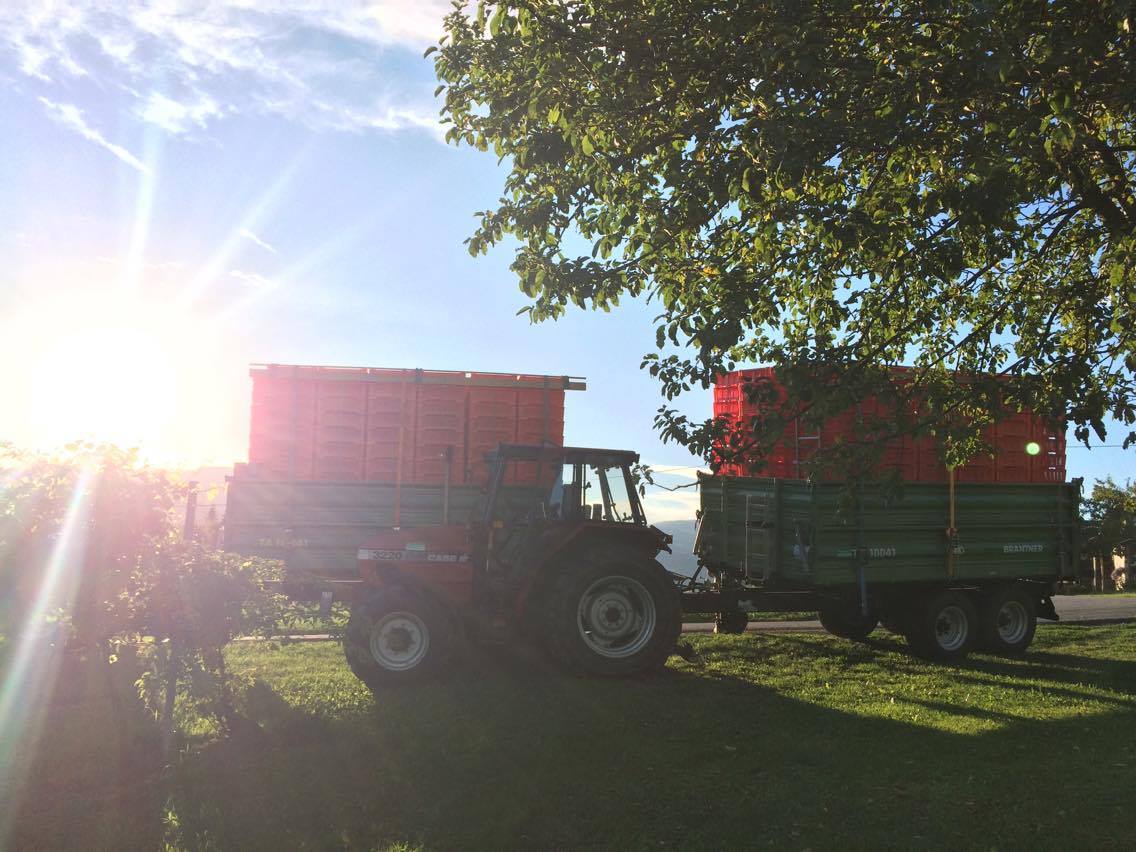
[
  {"left": 224, "top": 478, "right": 542, "bottom": 581},
  {"left": 697, "top": 475, "right": 1079, "bottom": 589}
]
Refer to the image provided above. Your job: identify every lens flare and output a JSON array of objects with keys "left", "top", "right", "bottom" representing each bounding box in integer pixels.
[{"left": 0, "top": 469, "right": 94, "bottom": 840}]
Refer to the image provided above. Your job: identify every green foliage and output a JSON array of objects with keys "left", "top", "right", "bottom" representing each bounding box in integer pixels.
[
  {"left": 127, "top": 540, "right": 285, "bottom": 647},
  {"left": 0, "top": 445, "right": 289, "bottom": 737},
  {"left": 0, "top": 443, "right": 182, "bottom": 644},
  {"left": 131, "top": 542, "right": 287, "bottom": 735},
  {"left": 1083, "top": 477, "right": 1136, "bottom": 558},
  {"left": 435, "top": 1, "right": 1136, "bottom": 466}
]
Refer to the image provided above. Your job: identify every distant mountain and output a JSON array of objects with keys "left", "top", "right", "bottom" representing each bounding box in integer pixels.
[{"left": 654, "top": 519, "right": 699, "bottom": 577}]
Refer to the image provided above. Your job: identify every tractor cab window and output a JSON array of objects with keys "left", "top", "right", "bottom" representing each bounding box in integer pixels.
[
  {"left": 548, "top": 463, "right": 579, "bottom": 521},
  {"left": 547, "top": 461, "right": 643, "bottom": 524},
  {"left": 591, "top": 464, "right": 638, "bottom": 523}
]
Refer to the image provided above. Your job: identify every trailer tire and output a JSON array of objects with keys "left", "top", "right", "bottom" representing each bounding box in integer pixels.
[
  {"left": 715, "top": 609, "right": 749, "bottom": 634},
  {"left": 978, "top": 587, "right": 1037, "bottom": 656},
  {"left": 818, "top": 606, "right": 878, "bottom": 642},
  {"left": 544, "top": 555, "right": 681, "bottom": 676},
  {"left": 343, "top": 588, "right": 451, "bottom": 689},
  {"left": 904, "top": 591, "right": 977, "bottom": 661}
]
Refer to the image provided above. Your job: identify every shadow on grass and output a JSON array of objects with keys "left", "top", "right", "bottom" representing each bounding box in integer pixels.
[
  {"left": 8, "top": 626, "right": 1135, "bottom": 850},
  {"left": 3, "top": 649, "right": 167, "bottom": 851},
  {"left": 156, "top": 634, "right": 1136, "bottom": 851},
  {"left": 778, "top": 626, "right": 1136, "bottom": 697}
]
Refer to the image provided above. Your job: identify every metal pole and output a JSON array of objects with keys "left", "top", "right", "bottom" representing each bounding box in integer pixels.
[
  {"left": 947, "top": 465, "right": 957, "bottom": 579},
  {"left": 183, "top": 482, "right": 198, "bottom": 541},
  {"left": 394, "top": 381, "right": 408, "bottom": 527},
  {"left": 442, "top": 446, "right": 452, "bottom": 524}
]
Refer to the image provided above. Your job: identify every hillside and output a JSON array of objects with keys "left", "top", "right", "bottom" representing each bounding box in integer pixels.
[{"left": 655, "top": 519, "right": 698, "bottom": 577}]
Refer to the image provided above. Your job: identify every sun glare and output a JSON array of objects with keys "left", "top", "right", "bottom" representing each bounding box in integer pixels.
[
  {"left": 31, "top": 323, "right": 180, "bottom": 448},
  {"left": 1, "top": 288, "right": 247, "bottom": 466}
]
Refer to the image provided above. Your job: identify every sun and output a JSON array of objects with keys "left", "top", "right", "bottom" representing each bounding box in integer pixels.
[
  {"left": 1, "top": 287, "right": 247, "bottom": 466},
  {"left": 30, "top": 319, "right": 181, "bottom": 450}
]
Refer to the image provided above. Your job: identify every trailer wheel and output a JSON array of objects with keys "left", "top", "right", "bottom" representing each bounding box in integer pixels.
[
  {"left": 818, "top": 606, "right": 878, "bottom": 642},
  {"left": 904, "top": 591, "right": 977, "bottom": 661},
  {"left": 544, "top": 556, "right": 681, "bottom": 676},
  {"left": 715, "top": 609, "right": 749, "bottom": 634},
  {"left": 978, "top": 587, "right": 1037, "bottom": 656},
  {"left": 343, "top": 588, "right": 451, "bottom": 689}
]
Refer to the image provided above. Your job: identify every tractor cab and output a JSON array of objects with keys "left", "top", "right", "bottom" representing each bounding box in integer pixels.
[
  {"left": 476, "top": 445, "right": 670, "bottom": 590},
  {"left": 484, "top": 444, "right": 647, "bottom": 526}
]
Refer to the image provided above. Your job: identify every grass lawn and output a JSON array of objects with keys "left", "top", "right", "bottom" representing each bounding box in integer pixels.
[
  {"left": 279, "top": 601, "right": 350, "bottom": 635},
  {"left": 4, "top": 624, "right": 1135, "bottom": 850}
]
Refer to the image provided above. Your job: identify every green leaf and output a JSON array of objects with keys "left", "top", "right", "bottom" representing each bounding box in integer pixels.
[{"left": 489, "top": 6, "right": 506, "bottom": 37}]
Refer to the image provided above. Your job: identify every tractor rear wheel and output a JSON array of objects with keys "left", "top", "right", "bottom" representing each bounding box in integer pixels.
[
  {"left": 544, "top": 555, "right": 681, "bottom": 676},
  {"left": 343, "top": 587, "right": 451, "bottom": 689}
]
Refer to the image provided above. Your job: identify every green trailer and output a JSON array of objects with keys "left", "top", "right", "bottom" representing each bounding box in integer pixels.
[
  {"left": 224, "top": 477, "right": 541, "bottom": 590},
  {"left": 689, "top": 473, "right": 1082, "bottom": 659}
]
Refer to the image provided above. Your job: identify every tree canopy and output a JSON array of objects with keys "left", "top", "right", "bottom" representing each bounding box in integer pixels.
[
  {"left": 1084, "top": 477, "right": 1136, "bottom": 554},
  {"left": 434, "top": 0, "right": 1136, "bottom": 465}
]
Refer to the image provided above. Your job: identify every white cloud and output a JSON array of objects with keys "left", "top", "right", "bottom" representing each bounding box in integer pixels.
[
  {"left": 228, "top": 269, "right": 276, "bottom": 289},
  {"left": 137, "top": 91, "right": 222, "bottom": 133},
  {"left": 641, "top": 489, "right": 701, "bottom": 523},
  {"left": 1, "top": 3, "right": 450, "bottom": 137},
  {"left": 37, "top": 97, "right": 150, "bottom": 174},
  {"left": 238, "top": 228, "right": 278, "bottom": 255}
]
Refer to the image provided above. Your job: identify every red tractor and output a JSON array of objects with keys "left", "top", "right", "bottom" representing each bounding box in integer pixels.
[{"left": 342, "top": 444, "right": 682, "bottom": 686}]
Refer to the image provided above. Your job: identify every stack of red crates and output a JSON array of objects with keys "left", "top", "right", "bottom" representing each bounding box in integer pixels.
[
  {"left": 246, "top": 365, "right": 580, "bottom": 485},
  {"left": 713, "top": 367, "right": 1065, "bottom": 483}
]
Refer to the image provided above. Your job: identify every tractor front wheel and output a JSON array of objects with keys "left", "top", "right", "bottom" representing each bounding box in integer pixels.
[
  {"left": 343, "top": 588, "right": 451, "bottom": 689},
  {"left": 545, "top": 556, "right": 681, "bottom": 676}
]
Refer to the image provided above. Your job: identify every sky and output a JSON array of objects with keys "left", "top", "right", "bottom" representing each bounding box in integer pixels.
[{"left": 0, "top": 2, "right": 1128, "bottom": 522}]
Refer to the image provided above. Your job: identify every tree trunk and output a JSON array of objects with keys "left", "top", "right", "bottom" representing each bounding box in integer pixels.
[
  {"left": 216, "top": 649, "right": 235, "bottom": 734},
  {"left": 161, "top": 639, "right": 179, "bottom": 764}
]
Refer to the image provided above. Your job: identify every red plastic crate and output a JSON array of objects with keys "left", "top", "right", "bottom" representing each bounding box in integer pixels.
[
  {"left": 246, "top": 364, "right": 579, "bottom": 484},
  {"left": 413, "top": 385, "right": 466, "bottom": 484},
  {"left": 247, "top": 370, "right": 317, "bottom": 478},
  {"left": 364, "top": 383, "right": 416, "bottom": 483},
  {"left": 712, "top": 367, "right": 1066, "bottom": 483}
]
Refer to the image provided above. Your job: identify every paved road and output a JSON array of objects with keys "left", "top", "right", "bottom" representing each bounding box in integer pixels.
[
  {"left": 1050, "top": 594, "right": 1136, "bottom": 623},
  {"left": 686, "top": 593, "right": 1136, "bottom": 633}
]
